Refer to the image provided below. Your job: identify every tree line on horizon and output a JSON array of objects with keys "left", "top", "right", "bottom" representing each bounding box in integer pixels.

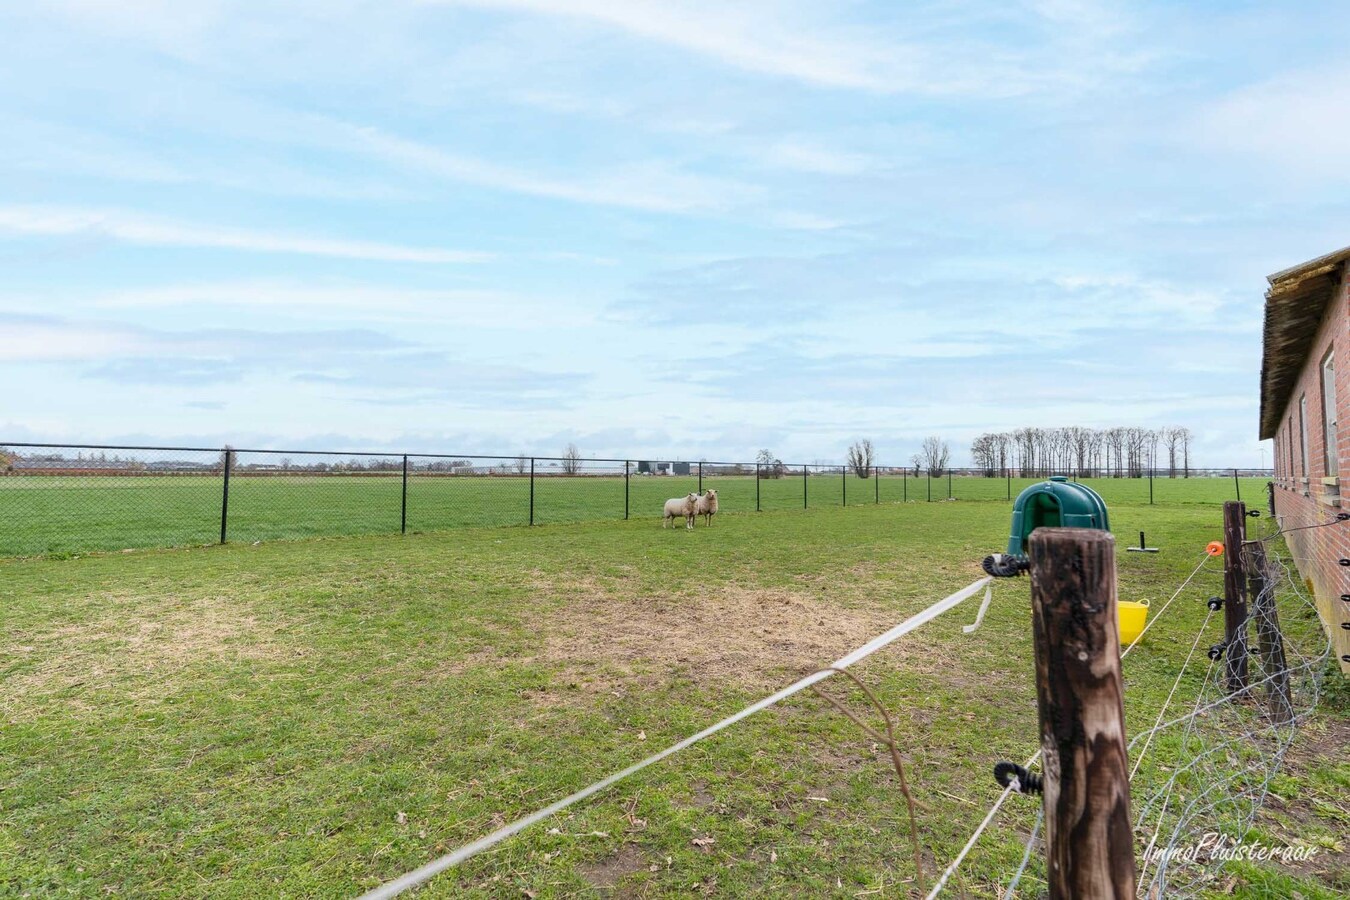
[{"left": 968, "top": 426, "right": 1195, "bottom": 478}]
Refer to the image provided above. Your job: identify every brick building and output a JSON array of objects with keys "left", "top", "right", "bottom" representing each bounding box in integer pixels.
[{"left": 1261, "top": 244, "right": 1350, "bottom": 672}]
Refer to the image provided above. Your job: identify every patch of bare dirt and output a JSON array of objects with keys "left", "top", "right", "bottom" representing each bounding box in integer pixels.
[
  {"left": 1250, "top": 715, "right": 1350, "bottom": 886},
  {"left": 4, "top": 594, "right": 294, "bottom": 709},
  {"left": 539, "top": 584, "right": 912, "bottom": 690},
  {"left": 578, "top": 842, "right": 648, "bottom": 892}
]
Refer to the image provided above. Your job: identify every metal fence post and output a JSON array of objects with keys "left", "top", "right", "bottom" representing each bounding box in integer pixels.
[
  {"left": 803, "top": 465, "right": 808, "bottom": 509},
  {"left": 903, "top": 469, "right": 908, "bottom": 502},
  {"left": 624, "top": 460, "right": 630, "bottom": 520},
  {"left": 401, "top": 454, "right": 408, "bottom": 534},
  {"left": 698, "top": 461, "right": 703, "bottom": 494},
  {"left": 756, "top": 463, "right": 761, "bottom": 511},
  {"left": 529, "top": 458, "right": 535, "bottom": 526},
  {"left": 1029, "top": 528, "right": 1135, "bottom": 898},
  {"left": 219, "top": 447, "right": 231, "bottom": 544},
  {"left": 1233, "top": 467, "right": 1241, "bottom": 502},
  {"left": 927, "top": 471, "right": 931, "bottom": 502},
  {"left": 874, "top": 464, "right": 879, "bottom": 504},
  {"left": 1149, "top": 467, "right": 1154, "bottom": 505},
  {"left": 842, "top": 465, "right": 847, "bottom": 506},
  {"left": 1007, "top": 468, "right": 1012, "bottom": 500},
  {"left": 947, "top": 469, "right": 952, "bottom": 500}
]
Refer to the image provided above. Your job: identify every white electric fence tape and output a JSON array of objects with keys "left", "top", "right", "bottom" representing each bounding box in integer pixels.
[{"left": 358, "top": 576, "right": 993, "bottom": 900}]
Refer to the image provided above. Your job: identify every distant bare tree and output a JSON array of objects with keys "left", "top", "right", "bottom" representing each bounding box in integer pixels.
[
  {"left": 970, "top": 433, "right": 998, "bottom": 476},
  {"left": 514, "top": 453, "right": 529, "bottom": 475},
  {"left": 756, "top": 449, "right": 785, "bottom": 479},
  {"left": 920, "top": 436, "right": 950, "bottom": 476},
  {"left": 561, "top": 443, "right": 582, "bottom": 475},
  {"left": 1177, "top": 427, "right": 1193, "bottom": 477},
  {"left": 847, "top": 439, "right": 875, "bottom": 478}
]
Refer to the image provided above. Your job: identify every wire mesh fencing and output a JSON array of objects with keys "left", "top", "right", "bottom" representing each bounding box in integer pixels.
[{"left": 0, "top": 442, "right": 1274, "bottom": 556}]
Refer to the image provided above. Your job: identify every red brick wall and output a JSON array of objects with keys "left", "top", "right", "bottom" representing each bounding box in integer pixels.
[{"left": 1271, "top": 266, "right": 1350, "bottom": 673}]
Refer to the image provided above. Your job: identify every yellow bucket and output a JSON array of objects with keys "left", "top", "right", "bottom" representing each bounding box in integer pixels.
[{"left": 1118, "top": 599, "right": 1150, "bottom": 645}]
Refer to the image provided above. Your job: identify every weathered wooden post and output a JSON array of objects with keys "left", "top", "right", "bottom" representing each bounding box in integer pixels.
[
  {"left": 1244, "top": 540, "right": 1292, "bottom": 724},
  {"left": 1222, "top": 501, "right": 1250, "bottom": 692},
  {"left": 1029, "top": 528, "right": 1136, "bottom": 899}
]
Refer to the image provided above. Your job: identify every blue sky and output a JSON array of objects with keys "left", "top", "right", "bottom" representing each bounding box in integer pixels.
[{"left": 3, "top": 1, "right": 1347, "bottom": 466}]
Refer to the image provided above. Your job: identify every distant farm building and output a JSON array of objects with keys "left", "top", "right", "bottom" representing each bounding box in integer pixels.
[
  {"left": 1261, "top": 243, "right": 1350, "bottom": 671},
  {"left": 636, "top": 461, "right": 691, "bottom": 476}
]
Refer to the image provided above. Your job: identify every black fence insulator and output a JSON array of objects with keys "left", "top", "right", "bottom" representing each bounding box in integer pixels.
[
  {"left": 1246, "top": 509, "right": 1261, "bottom": 518},
  {"left": 1207, "top": 596, "right": 1224, "bottom": 611},
  {"left": 1340, "top": 559, "right": 1350, "bottom": 568},
  {"left": 983, "top": 554, "right": 1028, "bottom": 577},
  {"left": 1337, "top": 513, "right": 1350, "bottom": 521},
  {"left": 1341, "top": 623, "right": 1350, "bottom": 631},
  {"left": 993, "top": 761, "right": 1043, "bottom": 795},
  {"left": 1340, "top": 594, "right": 1350, "bottom": 603},
  {"left": 1208, "top": 643, "right": 1227, "bottom": 661},
  {"left": 982, "top": 554, "right": 1030, "bottom": 578}
]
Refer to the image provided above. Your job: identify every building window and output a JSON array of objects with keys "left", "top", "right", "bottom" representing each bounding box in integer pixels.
[
  {"left": 1289, "top": 417, "right": 1295, "bottom": 484},
  {"left": 1322, "top": 349, "right": 1338, "bottom": 477},
  {"left": 1300, "top": 394, "right": 1310, "bottom": 478}
]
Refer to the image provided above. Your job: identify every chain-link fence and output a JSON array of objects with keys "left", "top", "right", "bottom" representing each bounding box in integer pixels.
[{"left": 0, "top": 442, "right": 1273, "bottom": 556}]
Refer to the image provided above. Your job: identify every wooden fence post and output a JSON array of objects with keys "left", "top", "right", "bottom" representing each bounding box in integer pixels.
[
  {"left": 1244, "top": 540, "right": 1292, "bottom": 724},
  {"left": 1222, "top": 501, "right": 1250, "bottom": 693},
  {"left": 1029, "top": 528, "right": 1136, "bottom": 899}
]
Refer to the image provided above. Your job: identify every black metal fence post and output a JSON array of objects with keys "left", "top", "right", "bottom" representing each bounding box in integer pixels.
[
  {"left": 219, "top": 448, "right": 231, "bottom": 544},
  {"left": 842, "top": 465, "right": 847, "bottom": 506},
  {"left": 756, "top": 463, "right": 761, "bottom": 511},
  {"left": 1233, "top": 467, "right": 1241, "bottom": 502},
  {"left": 698, "top": 461, "right": 703, "bottom": 494},
  {"left": 401, "top": 454, "right": 408, "bottom": 534},
  {"left": 624, "top": 460, "right": 630, "bottom": 520},
  {"left": 903, "top": 469, "right": 908, "bottom": 502},
  {"left": 927, "top": 471, "right": 931, "bottom": 502},
  {"left": 803, "top": 465, "right": 808, "bottom": 509},
  {"left": 1149, "top": 467, "right": 1154, "bottom": 505},
  {"left": 874, "top": 464, "right": 879, "bottom": 504},
  {"left": 1007, "top": 468, "right": 1012, "bottom": 500},
  {"left": 948, "top": 469, "right": 952, "bottom": 500},
  {"left": 529, "top": 458, "right": 535, "bottom": 526}
]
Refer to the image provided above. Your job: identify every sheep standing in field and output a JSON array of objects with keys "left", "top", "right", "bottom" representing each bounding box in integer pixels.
[
  {"left": 695, "top": 489, "right": 719, "bottom": 526},
  {"left": 663, "top": 492, "right": 698, "bottom": 529}
]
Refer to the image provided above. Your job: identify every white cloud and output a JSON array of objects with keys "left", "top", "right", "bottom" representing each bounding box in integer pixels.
[
  {"left": 0, "top": 206, "right": 491, "bottom": 263},
  {"left": 764, "top": 140, "right": 876, "bottom": 176},
  {"left": 0, "top": 319, "right": 143, "bottom": 361},
  {"left": 769, "top": 211, "right": 850, "bottom": 231},
  {"left": 336, "top": 121, "right": 755, "bottom": 213},
  {"left": 83, "top": 280, "right": 599, "bottom": 328},
  {"left": 431, "top": 0, "right": 906, "bottom": 91},
  {"left": 1196, "top": 64, "right": 1350, "bottom": 180}
]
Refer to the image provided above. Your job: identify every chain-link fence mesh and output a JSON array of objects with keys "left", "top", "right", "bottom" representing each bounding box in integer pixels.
[{"left": 0, "top": 443, "right": 1274, "bottom": 556}]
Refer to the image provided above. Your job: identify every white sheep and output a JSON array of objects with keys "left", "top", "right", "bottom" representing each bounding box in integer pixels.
[
  {"left": 663, "top": 492, "right": 698, "bottom": 529},
  {"left": 694, "top": 488, "right": 719, "bottom": 526}
]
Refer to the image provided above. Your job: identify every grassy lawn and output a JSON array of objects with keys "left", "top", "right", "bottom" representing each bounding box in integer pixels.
[
  {"left": 0, "top": 473, "right": 1267, "bottom": 556},
  {"left": 2, "top": 497, "right": 1343, "bottom": 898}
]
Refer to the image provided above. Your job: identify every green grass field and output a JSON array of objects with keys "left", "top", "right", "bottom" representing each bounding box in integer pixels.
[
  {"left": 2, "top": 491, "right": 1343, "bottom": 898},
  {"left": 0, "top": 472, "right": 1268, "bottom": 557}
]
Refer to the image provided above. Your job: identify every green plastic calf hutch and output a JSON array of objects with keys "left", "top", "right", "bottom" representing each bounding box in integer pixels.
[{"left": 982, "top": 476, "right": 1109, "bottom": 576}]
